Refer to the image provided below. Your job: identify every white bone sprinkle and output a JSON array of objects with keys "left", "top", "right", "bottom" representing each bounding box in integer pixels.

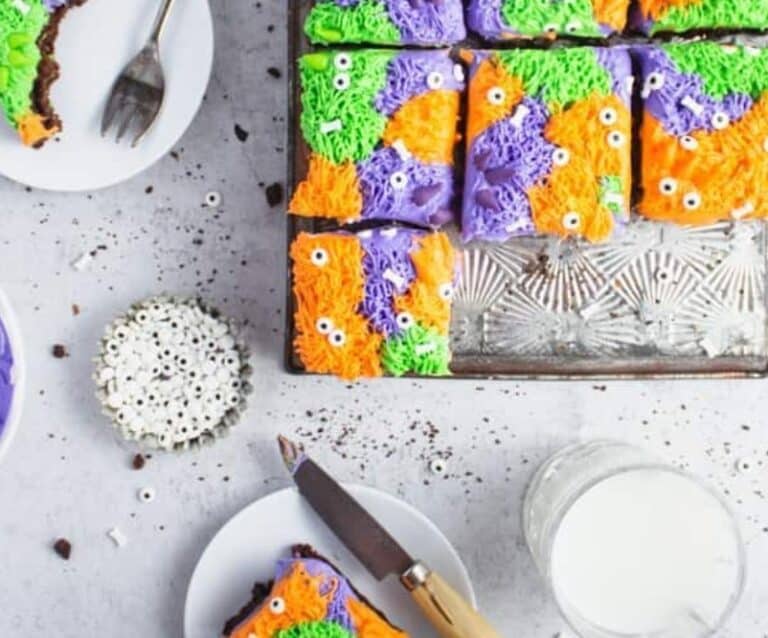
[{"left": 320, "top": 119, "right": 342, "bottom": 134}]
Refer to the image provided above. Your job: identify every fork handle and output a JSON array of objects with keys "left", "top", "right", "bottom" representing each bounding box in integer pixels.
[{"left": 149, "top": 0, "right": 177, "bottom": 44}]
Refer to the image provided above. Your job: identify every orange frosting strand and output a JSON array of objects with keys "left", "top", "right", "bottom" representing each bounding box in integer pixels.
[
  {"left": 639, "top": 98, "right": 768, "bottom": 225},
  {"left": 593, "top": 0, "right": 631, "bottom": 30},
  {"left": 348, "top": 597, "right": 409, "bottom": 638},
  {"left": 466, "top": 57, "right": 524, "bottom": 144},
  {"left": 230, "top": 563, "right": 331, "bottom": 638},
  {"left": 17, "top": 113, "right": 58, "bottom": 147},
  {"left": 637, "top": 0, "right": 702, "bottom": 20},
  {"left": 530, "top": 93, "right": 631, "bottom": 243},
  {"left": 394, "top": 233, "right": 456, "bottom": 335},
  {"left": 383, "top": 90, "right": 460, "bottom": 165},
  {"left": 289, "top": 154, "right": 363, "bottom": 221},
  {"left": 291, "top": 233, "right": 383, "bottom": 379}
]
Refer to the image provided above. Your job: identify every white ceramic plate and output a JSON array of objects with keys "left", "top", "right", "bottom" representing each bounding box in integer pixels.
[
  {"left": 0, "top": 0, "right": 213, "bottom": 192},
  {"left": 0, "top": 289, "right": 25, "bottom": 464},
  {"left": 184, "top": 485, "right": 476, "bottom": 638}
]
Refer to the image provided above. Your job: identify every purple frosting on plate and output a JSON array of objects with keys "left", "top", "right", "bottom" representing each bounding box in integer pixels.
[
  {"left": 638, "top": 46, "right": 753, "bottom": 137},
  {"left": 375, "top": 50, "right": 464, "bottom": 117},
  {"left": 357, "top": 147, "right": 454, "bottom": 228},
  {"left": 462, "top": 97, "right": 554, "bottom": 242},
  {"left": 0, "top": 317, "right": 14, "bottom": 438},
  {"left": 358, "top": 227, "right": 421, "bottom": 336},
  {"left": 383, "top": 0, "right": 466, "bottom": 45}
]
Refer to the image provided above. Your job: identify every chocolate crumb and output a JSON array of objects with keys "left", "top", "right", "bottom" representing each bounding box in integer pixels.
[
  {"left": 234, "top": 124, "right": 249, "bottom": 143},
  {"left": 52, "top": 344, "right": 69, "bottom": 358},
  {"left": 145, "top": 185, "right": 154, "bottom": 194},
  {"left": 267, "top": 67, "right": 281, "bottom": 79},
  {"left": 265, "top": 182, "right": 284, "bottom": 207},
  {"left": 53, "top": 538, "right": 71, "bottom": 560},
  {"left": 71, "top": 304, "right": 80, "bottom": 316},
  {"left": 132, "top": 454, "right": 146, "bottom": 470}
]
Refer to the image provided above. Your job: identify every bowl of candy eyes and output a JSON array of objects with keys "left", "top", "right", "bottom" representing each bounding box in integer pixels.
[{"left": 93, "top": 296, "right": 253, "bottom": 452}]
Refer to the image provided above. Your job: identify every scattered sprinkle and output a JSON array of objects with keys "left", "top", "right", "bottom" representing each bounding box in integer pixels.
[{"left": 107, "top": 527, "right": 128, "bottom": 548}]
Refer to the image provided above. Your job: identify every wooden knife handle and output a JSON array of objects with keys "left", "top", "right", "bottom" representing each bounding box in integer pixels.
[{"left": 402, "top": 563, "right": 504, "bottom": 638}]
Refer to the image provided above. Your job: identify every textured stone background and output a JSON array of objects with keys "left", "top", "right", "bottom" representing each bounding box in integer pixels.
[{"left": 0, "top": 2, "right": 766, "bottom": 637}]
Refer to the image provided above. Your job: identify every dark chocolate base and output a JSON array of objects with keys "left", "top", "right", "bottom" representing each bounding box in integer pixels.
[{"left": 31, "top": 0, "right": 88, "bottom": 147}]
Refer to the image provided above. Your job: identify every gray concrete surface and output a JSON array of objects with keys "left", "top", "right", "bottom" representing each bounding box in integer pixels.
[{"left": 0, "top": 3, "right": 766, "bottom": 637}]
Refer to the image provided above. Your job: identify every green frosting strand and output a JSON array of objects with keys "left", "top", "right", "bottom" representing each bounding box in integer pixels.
[
  {"left": 664, "top": 42, "right": 768, "bottom": 101},
  {"left": 300, "top": 49, "right": 393, "bottom": 164},
  {"left": 276, "top": 621, "right": 354, "bottom": 638},
  {"left": 381, "top": 324, "right": 451, "bottom": 377},
  {"left": 653, "top": 0, "right": 768, "bottom": 34},
  {"left": 0, "top": 0, "right": 47, "bottom": 125},
  {"left": 500, "top": 0, "right": 601, "bottom": 37},
  {"left": 497, "top": 48, "right": 611, "bottom": 110},
  {"left": 305, "top": 0, "right": 401, "bottom": 45}
]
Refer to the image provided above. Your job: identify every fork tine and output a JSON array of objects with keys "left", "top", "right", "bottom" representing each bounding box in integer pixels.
[
  {"left": 115, "top": 106, "right": 139, "bottom": 143},
  {"left": 101, "top": 81, "right": 128, "bottom": 137},
  {"left": 131, "top": 103, "right": 162, "bottom": 148}
]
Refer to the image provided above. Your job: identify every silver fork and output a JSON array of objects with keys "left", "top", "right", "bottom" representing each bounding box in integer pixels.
[{"left": 101, "top": 0, "right": 177, "bottom": 147}]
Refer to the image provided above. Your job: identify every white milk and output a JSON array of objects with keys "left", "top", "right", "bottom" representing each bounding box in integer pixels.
[{"left": 550, "top": 469, "right": 743, "bottom": 637}]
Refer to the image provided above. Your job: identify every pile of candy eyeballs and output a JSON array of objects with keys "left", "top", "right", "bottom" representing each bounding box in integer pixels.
[{"left": 94, "top": 296, "right": 252, "bottom": 451}]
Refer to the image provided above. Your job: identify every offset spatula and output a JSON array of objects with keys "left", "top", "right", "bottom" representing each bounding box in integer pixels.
[{"left": 278, "top": 435, "right": 503, "bottom": 638}]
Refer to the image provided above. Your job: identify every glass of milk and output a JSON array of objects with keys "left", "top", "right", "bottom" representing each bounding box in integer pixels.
[{"left": 523, "top": 441, "right": 745, "bottom": 638}]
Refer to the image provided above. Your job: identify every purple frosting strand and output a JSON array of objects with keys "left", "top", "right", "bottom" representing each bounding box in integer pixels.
[
  {"left": 463, "top": 97, "right": 555, "bottom": 242},
  {"left": 357, "top": 147, "right": 454, "bottom": 227},
  {"left": 0, "top": 318, "right": 13, "bottom": 441},
  {"left": 375, "top": 51, "right": 464, "bottom": 117},
  {"left": 639, "top": 47, "right": 753, "bottom": 137},
  {"left": 383, "top": 0, "right": 466, "bottom": 45},
  {"left": 466, "top": 0, "right": 508, "bottom": 39},
  {"left": 359, "top": 228, "right": 421, "bottom": 337},
  {"left": 595, "top": 47, "right": 633, "bottom": 106}
]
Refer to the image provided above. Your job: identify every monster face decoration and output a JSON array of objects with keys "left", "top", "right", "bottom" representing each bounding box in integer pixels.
[
  {"left": 467, "top": 0, "right": 631, "bottom": 40},
  {"left": 638, "top": 42, "right": 768, "bottom": 226},
  {"left": 462, "top": 47, "right": 632, "bottom": 243},
  {"left": 291, "top": 227, "right": 458, "bottom": 379},
  {"left": 304, "top": 0, "right": 466, "bottom": 46},
  {"left": 289, "top": 49, "right": 464, "bottom": 229},
  {"left": 632, "top": 0, "right": 768, "bottom": 35}
]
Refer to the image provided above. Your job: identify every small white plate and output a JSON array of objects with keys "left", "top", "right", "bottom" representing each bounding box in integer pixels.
[
  {"left": 0, "top": 289, "right": 25, "bottom": 464},
  {"left": 184, "top": 485, "right": 476, "bottom": 638},
  {"left": 0, "top": 0, "right": 213, "bottom": 192}
]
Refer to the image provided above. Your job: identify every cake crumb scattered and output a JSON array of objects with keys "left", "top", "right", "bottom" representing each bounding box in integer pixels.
[
  {"left": 53, "top": 538, "right": 71, "bottom": 560},
  {"left": 132, "top": 454, "right": 146, "bottom": 470},
  {"left": 234, "top": 124, "right": 249, "bottom": 143},
  {"left": 52, "top": 344, "right": 69, "bottom": 359},
  {"left": 265, "top": 182, "right": 284, "bottom": 207}
]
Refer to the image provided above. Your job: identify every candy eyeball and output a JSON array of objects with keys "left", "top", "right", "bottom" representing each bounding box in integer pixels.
[
  {"left": 552, "top": 148, "right": 570, "bottom": 166},
  {"left": 315, "top": 317, "right": 333, "bottom": 335},
  {"left": 486, "top": 86, "right": 506, "bottom": 106},
  {"left": 328, "top": 329, "right": 346, "bottom": 348},
  {"left": 659, "top": 177, "right": 678, "bottom": 196},
  {"left": 683, "top": 192, "right": 702, "bottom": 210},
  {"left": 396, "top": 312, "right": 414, "bottom": 330},
  {"left": 333, "top": 73, "right": 350, "bottom": 91},
  {"left": 139, "top": 487, "right": 156, "bottom": 503},
  {"left": 607, "top": 131, "right": 626, "bottom": 148},
  {"left": 333, "top": 53, "right": 352, "bottom": 71},
  {"left": 565, "top": 19, "right": 581, "bottom": 33},
  {"left": 310, "top": 248, "right": 329, "bottom": 267},
  {"left": 562, "top": 212, "right": 581, "bottom": 230},
  {"left": 599, "top": 107, "right": 618, "bottom": 126},
  {"left": 680, "top": 135, "right": 699, "bottom": 151},
  {"left": 645, "top": 71, "right": 665, "bottom": 93},
  {"left": 389, "top": 171, "right": 408, "bottom": 191},
  {"left": 438, "top": 283, "right": 454, "bottom": 300},
  {"left": 269, "top": 597, "right": 286, "bottom": 615},
  {"left": 426, "top": 71, "right": 445, "bottom": 90},
  {"left": 711, "top": 111, "right": 729, "bottom": 130}
]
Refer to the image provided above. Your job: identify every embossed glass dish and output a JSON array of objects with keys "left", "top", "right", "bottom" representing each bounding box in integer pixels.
[{"left": 286, "top": 1, "right": 768, "bottom": 378}]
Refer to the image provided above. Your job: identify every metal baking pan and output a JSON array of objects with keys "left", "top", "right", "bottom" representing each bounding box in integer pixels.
[{"left": 285, "top": 0, "right": 768, "bottom": 378}]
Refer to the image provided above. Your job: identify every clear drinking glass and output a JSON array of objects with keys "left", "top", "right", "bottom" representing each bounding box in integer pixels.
[{"left": 523, "top": 441, "right": 745, "bottom": 638}]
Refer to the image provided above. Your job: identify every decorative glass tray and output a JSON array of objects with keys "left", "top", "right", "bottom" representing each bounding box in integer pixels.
[{"left": 286, "top": 0, "right": 768, "bottom": 378}]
